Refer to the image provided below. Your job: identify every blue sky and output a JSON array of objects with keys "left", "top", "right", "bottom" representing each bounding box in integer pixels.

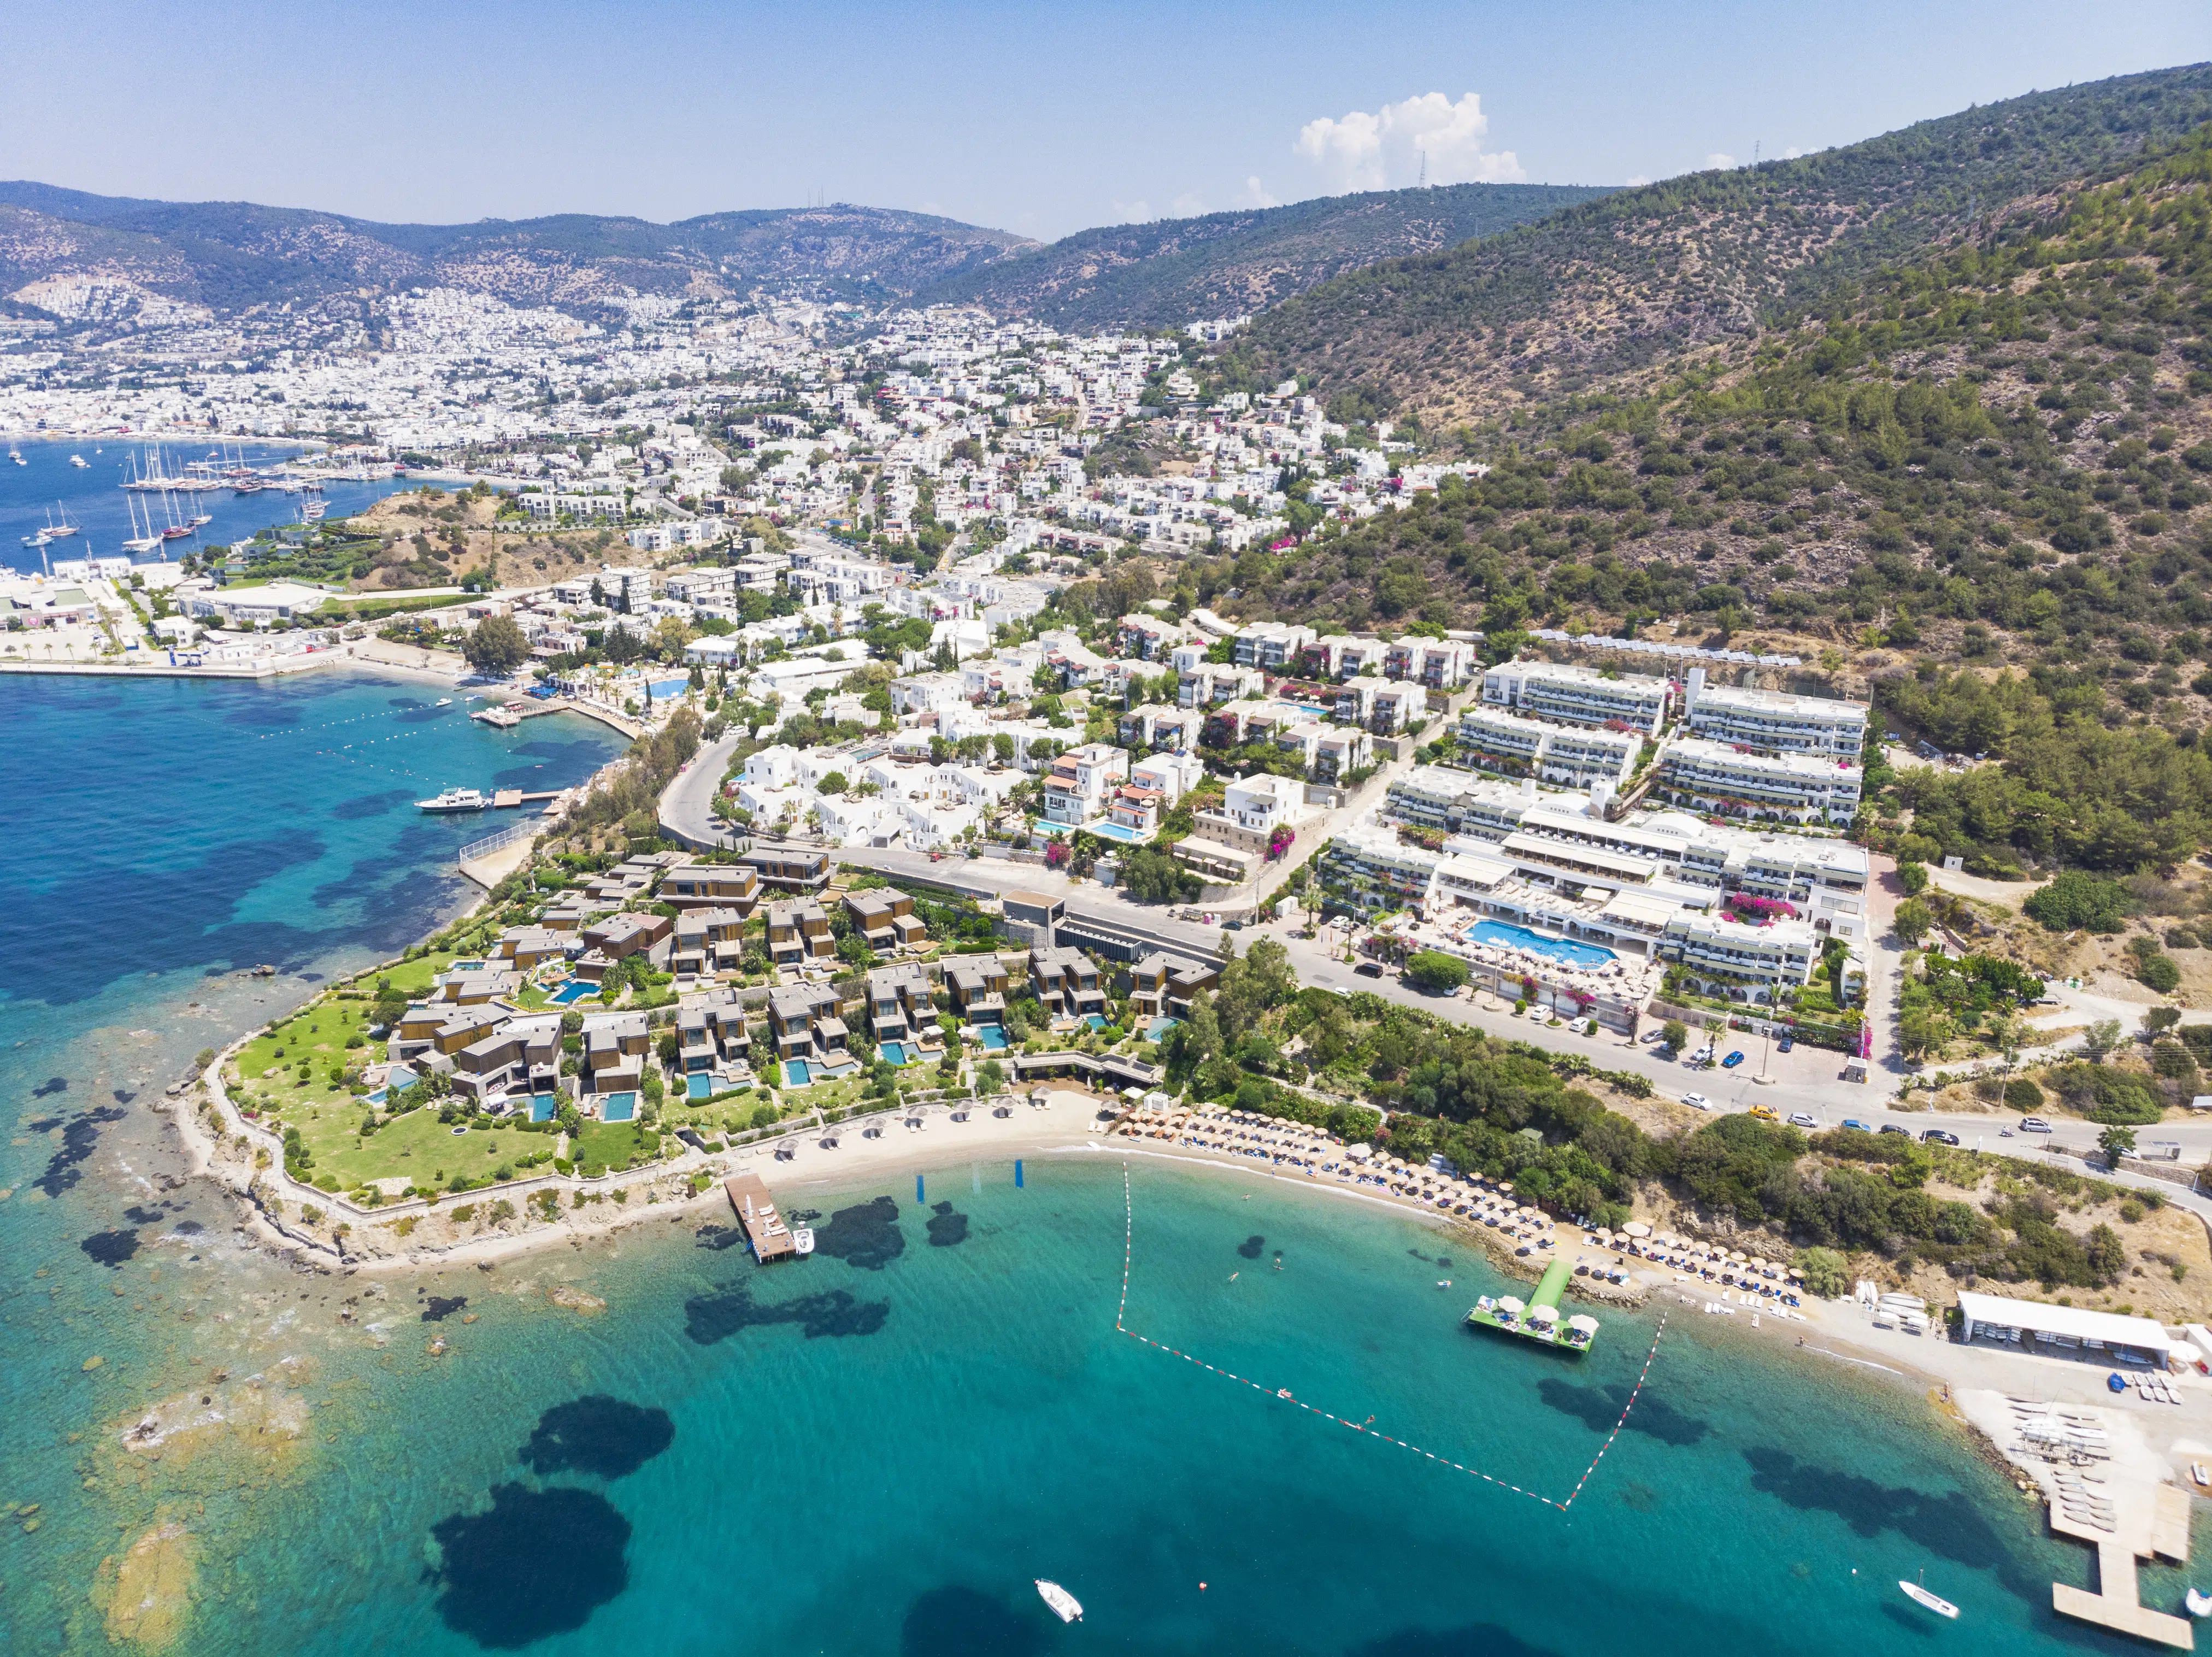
[{"left": 5, "top": 0, "right": 2208, "bottom": 240}]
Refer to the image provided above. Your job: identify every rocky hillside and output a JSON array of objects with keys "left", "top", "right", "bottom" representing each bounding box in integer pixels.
[
  {"left": 917, "top": 181, "right": 1609, "bottom": 331},
  {"left": 1225, "top": 64, "right": 2212, "bottom": 425},
  {"left": 0, "top": 185, "right": 1037, "bottom": 320}
]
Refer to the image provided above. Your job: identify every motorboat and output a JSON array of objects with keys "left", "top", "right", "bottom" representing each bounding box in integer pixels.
[
  {"left": 2186, "top": 1587, "right": 2212, "bottom": 1618},
  {"left": 1034, "top": 1580, "right": 1082, "bottom": 1623},
  {"left": 434, "top": 697, "right": 454, "bottom": 707},
  {"left": 1900, "top": 1579, "right": 1959, "bottom": 1619},
  {"left": 416, "top": 788, "right": 489, "bottom": 813},
  {"left": 792, "top": 1226, "right": 815, "bottom": 1256},
  {"left": 70, "top": 454, "right": 88, "bottom": 467}
]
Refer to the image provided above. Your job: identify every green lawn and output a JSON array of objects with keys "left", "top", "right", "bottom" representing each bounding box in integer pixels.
[
  {"left": 572, "top": 1120, "right": 658, "bottom": 1173},
  {"left": 232, "top": 1002, "right": 373, "bottom": 1112},
  {"left": 287, "top": 1105, "right": 544, "bottom": 1191},
  {"left": 375, "top": 953, "right": 464, "bottom": 998}
]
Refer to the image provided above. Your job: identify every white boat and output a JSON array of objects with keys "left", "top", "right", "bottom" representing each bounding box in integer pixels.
[
  {"left": 434, "top": 697, "right": 454, "bottom": 707},
  {"left": 1034, "top": 1580, "right": 1082, "bottom": 1623},
  {"left": 69, "top": 453, "right": 87, "bottom": 467},
  {"left": 44, "top": 504, "right": 80, "bottom": 539},
  {"left": 2189, "top": 1587, "right": 2212, "bottom": 1618},
  {"left": 1900, "top": 1579, "right": 1960, "bottom": 1619},
  {"left": 792, "top": 1226, "right": 815, "bottom": 1256},
  {"left": 416, "top": 788, "right": 489, "bottom": 813}
]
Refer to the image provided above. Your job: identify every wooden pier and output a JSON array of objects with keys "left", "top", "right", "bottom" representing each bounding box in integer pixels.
[
  {"left": 723, "top": 1171, "right": 797, "bottom": 1262},
  {"left": 2050, "top": 1480, "right": 2193, "bottom": 1648},
  {"left": 491, "top": 789, "right": 562, "bottom": 809}
]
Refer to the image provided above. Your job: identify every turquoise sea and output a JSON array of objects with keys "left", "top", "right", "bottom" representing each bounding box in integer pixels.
[
  {"left": 0, "top": 676, "right": 2195, "bottom": 1655},
  {"left": 2, "top": 434, "right": 418, "bottom": 575}
]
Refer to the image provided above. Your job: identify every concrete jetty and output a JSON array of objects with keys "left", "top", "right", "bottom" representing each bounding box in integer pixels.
[{"left": 2050, "top": 1481, "right": 2193, "bottom": 1648}]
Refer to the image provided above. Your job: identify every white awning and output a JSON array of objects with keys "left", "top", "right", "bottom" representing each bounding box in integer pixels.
[{"left": 1956, "top": 1290, "right": 2172, "bottom": 1355}]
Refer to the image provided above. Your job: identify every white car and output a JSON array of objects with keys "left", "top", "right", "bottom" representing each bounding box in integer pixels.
[
  {"left": 1681, "top": 1093, "right": 1712, "bottom": 1111},
  {"left": 1788, "top": 1112, "right": 1818, "bottom": 1129}
]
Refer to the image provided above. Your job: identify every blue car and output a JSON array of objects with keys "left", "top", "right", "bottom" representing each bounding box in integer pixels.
[
  {"left": 1843, "top": 1118, "right": 1874, "bottom": 1133},
  {"left": 1777, "top": 1035, "right": 1793, "bottom": 1053},
  {"left": 1721, "top": 1050, "right": 1745, "bottom": 1069}
]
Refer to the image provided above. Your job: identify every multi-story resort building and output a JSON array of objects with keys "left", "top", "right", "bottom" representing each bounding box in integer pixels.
[
  {"left": 764, "top": 899, "right": 834, "bottom": 968},
  {"left": 1326, "top": 768, "right": 1872, "bottom": 1001},
  {"left": 1680, "top": 667, "right": 1868, "bottom": 759},
  {"left": 865, "top": 961, "right": 936, "bottom": 1045},
  {"left": 661, "top": 862, "right": 761, "bottom": 914},
  {"left": 1655, "top": 737, "right": 1863, "bottom": 827},
  {"left": 1383, "top": 636, "right": 1478, "bottom": 690},
  {"left": 1233, "top": 622, "right": 1315, "bottom": 672},
  {"left": 844, "top": 888, "right": 929, "bottom": 952},
  {"left": 1029, "top": 944, "right": 1107, "bottom": 1022},
  {"left": 1480, "top": 659, "right": 1671, "bottom": 735},
  {"left": 1455, "top": 707, "right": 1639, "bottom": 791},
  {"left": 1129, "top": 953, "right": 1221, "bottom": 1021}
]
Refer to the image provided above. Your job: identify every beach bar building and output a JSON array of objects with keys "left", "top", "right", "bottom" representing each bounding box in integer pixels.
[{"left": 1956, "top": 1291, "right": 2175, "bottom": 1367}]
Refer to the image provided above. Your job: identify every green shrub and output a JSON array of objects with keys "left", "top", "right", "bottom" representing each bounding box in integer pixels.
[
  {"left": 2003, "top": 1077, "right": 2045, "bottom": 1113},
  {"left": 1796, "top": 1246, "right": 1851, "bottom": 1298},
  {"left": 2137, "top": 952, "right": 2181, "bottom": 994},
  {"left": 1403, "top": 951, "right": 1470, "bottom": 994},
  {"left": 2023, "top": 871, "right": 2132, "bottom": 933}
]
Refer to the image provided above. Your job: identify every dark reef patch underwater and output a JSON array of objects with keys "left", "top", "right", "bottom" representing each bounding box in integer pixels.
[{"left": 518, "top": 1395, "right": 675, "bottom": 1480}]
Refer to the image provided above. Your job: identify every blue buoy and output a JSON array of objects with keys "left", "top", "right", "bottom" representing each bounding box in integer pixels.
[
  {"left": 1015, "top": 1159, "right": 1024, "bottom": 1188},
  {"left": 917, "top": 1174, "right": 925, "bottom": 1204}
]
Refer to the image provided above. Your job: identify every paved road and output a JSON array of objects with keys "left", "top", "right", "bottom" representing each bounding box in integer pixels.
[{"left": 661, "top": 731, "right": 746, "bottom": 850}]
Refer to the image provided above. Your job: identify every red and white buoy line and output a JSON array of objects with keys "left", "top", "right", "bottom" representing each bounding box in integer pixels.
[{"left": 1115, "top": 1164, "right": 1668, "bottom": 1512}]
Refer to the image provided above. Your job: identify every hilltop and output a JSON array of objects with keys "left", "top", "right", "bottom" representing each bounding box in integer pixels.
[
  {"left": 0, "top": 187, "right": 1037, "bottom": 322},
  {"left": 915, "top": 182, "right": 1611, "bottom": 332},
  {"left": 1137, "top": 111, "right": 2212, "bottom": 876},
  {"left": 1223, "top": 64, "right": 2212, "bottom": 425}
]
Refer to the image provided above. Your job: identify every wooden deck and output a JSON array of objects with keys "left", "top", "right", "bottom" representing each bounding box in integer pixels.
[
  {"left": 724, "top": 1171, "right": 797, "bottom": 1262},
  {"left": 2049, "top": 1480, "right": 2194, "bottom": 1649}
]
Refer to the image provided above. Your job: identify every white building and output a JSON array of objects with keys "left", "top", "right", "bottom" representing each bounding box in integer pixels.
[
  {"left": 1481, "top": 659, "right": 1670, "bottom": 735},
  {"left": 1656, "top": 736, "right": 1863, "bottom": 827},
  {"left": 1681, "top": 668, "right": 1869, "bottom": 759}
]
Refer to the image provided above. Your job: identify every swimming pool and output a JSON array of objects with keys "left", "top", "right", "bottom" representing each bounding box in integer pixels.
[
  {"left": 1145, "top": 1016, "right": 1180, "bottom": 1043},
  {"left": 1084, "top": 1014, "right": 1109, "bottom": 1032},
  {"left": 879, "top": 1041, "right": 923, "bottom": 1066},
  {"left": 446, "top": 959, "right": 486, "bottom": 973},
  {"left": 1085, "top": 819, "right": 1148, "bottom": 844},
  {"left": 649, "top": 678, "right": 691, "bottom": 700},
  {"left": 601, "top": 1092, "right": 637, "bottom": 1123},
  {"left": 1466, "top": 920, "right": 1617, "bottom": 967},
  {"left": 529, "top": 1094, "right": 557, "bottom": 1123},
  {"left": 549, "top": 980, "right": 600, "bottom": 1005},
  {"left": 687, "top": 1074, "right": 714, "bottom": 1100},
  {"left": 974, "top": 1025, "right": 1009, "bottom": 1050}
]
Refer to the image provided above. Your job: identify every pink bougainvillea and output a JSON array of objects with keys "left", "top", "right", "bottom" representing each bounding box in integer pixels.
[
  {"left": 1727, "top": 894, "right": 1798, "bottom": 924},
  {"left": 1043, "top": 839, "right": 1070, "bottom": 869},
  {"left": 1267, "top": 825, "right": 1297, "bottom": 860}
]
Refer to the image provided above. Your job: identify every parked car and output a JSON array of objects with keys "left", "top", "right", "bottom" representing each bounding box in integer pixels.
[
  {"left": 1921, "top": 1129, "right": 1961, "bottom": 1146},
  {"left": 1843, "top": 1118, "right": 1874, "bottom": 1133},
  {"left": 1788, "top": 1112, "right": 1818, "bottom": 1129},
  {"left": 2020, "top": 1117, "right": 2053, "bottom": 1133},
  {"left": 1721, "top": 1050, "right": 1746, "bottom": 1069},
  {"left": 1879, "top": 1124, "right": 1911, "bottom": 1137},
  {"left": 1223, "top": 919, "right": 1245, "bottom": 931},
  {"left": 1354, "top": 962, "right": 1385, "bottom": 978},
  {"left": 1639, "top": 1029, "right": 1666, "bottom": 1044},
  {"left": 1681, "top": 1093, "right": 1712, "bottom": 1111},
  {"left": 1748, "top": 1103, "right": 1779, "bottom": 1122},
  {"left": 1776, "top": 1035, "right": 1793, "bottom": 1054}
]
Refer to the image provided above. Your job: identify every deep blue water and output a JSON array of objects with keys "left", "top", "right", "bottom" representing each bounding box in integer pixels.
[
  {"left": 0, "top": 673, "right": 2192, "bottom": 1657},
  {"left": 1, "top": 434, "right": 416, "bottom": 576}
]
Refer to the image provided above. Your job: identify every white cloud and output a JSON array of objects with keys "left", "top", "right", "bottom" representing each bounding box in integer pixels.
[
  {"left": 1170, "top": 191, "right": 1205, "bottom": 219},
  {"left": 1779, "top": 145, "right": 1810, "bottom": 161},
  {"left": 1704, "top": 152, "right": 1737, "bottom": 170},
  {"left": 1625, "top": 174, "right": 1651, "bottom": 187},
  {"left": 1111, "top": 199, "right": 1155, "bottom": 223},
  {"left": 1294, "top": 91, "right": 1525, "bottom": 193},
  {"left": 1244, "top": 176, "right": 1279, "bottom": 209}
]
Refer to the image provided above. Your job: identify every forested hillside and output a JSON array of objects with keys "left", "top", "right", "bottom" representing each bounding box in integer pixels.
[
  {"left": 1224, "top": 65, "right": 2212, "bottom": 425},
  {"left": 917, "top": 182, "right": 1609, "bottom": 331},
  {"left": 1130, "top": 117, "right": 2212, "bottom": 874}
]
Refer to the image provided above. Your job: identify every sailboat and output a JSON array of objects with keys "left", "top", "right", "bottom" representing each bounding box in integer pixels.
[
  {"left": 44, "top": 504, "right": 81, "bottom": 539},
  {"left": 122, "top": 491, "right": 163, "bottom": 555},
  {"left": 160, "top": 489, "right": 192, "bottom": 540},
  {"left": 1899, "top": 1576, "right": 1960, "bottom": 1619}
]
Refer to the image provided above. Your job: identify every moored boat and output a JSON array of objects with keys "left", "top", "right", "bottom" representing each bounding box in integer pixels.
[
  {"left": 416, "top": 788, "right": 489, "bottom": 813},
  {"left": 2188, "top": 1587, "right": 2212, "bottom": 1618},
  {"left": 1900, "top": 1579, "right": 1960, "bottom": 1619},
  {"left": 1034, "top": 1580, "right": 1082, "bottom": 1623},
  {"left": 792, "top": 1226, "right": 815, "bottom": 1256}
]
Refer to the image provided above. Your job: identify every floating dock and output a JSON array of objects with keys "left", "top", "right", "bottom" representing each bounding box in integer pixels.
[
  {"left": 1466, "top": 1256, "right": 1597, "bottom": 1353},
  {"left": 724, "top": 1171, "right": 797, "bottom": 1262},
  {"left": 2050, "top": 1480, "right": 2193, "bottom": 1648}
]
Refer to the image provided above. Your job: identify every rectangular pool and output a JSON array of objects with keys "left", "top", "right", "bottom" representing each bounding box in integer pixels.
[
  {"left": 1145, "top": 1016, "right": 1180, "bottom": 1043},
  {"left": 649, "top": 678, "right": 691, "bottom": 700},
  {"left": 1085, "top": 819, "right": 1147, "bottom": 844},
  {"left": 529, "top": 1094, "right": 557, "bottom": 1123},
  {"left": 1466, "top": 919, "right": 1617, "bottom": 968},
  {"left": 1084, "top": 1014, "right": 1109, "bottom": 1032},
  {"left": 879, "top": 1041, "right": 923, "bottom": 1066},
  {"left": 550, "top": 981, "right": 600, "bottom": 1005},
  {"left": 601, "top": 1092, "right": 637, "bottom": 1123},
  {"left": 974, "top": 1025, "right": 1009, "bottom": 1050},
  {"left": 783, "top": 1059, "right": 812, "bottom": 1086},
  {"left": 687, "top": 1074, "right": 714, "bottom": 1100}
]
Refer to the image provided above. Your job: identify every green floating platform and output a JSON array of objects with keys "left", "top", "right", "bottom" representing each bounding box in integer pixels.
[{"left": 1466, "top": 1256, "right": 1597, "bottom": 1353}]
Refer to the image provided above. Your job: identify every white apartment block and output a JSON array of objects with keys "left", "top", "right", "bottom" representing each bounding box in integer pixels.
[
  {"left": 1233, "top": 622, "right": 1314, "bottom": 671},
  {"left": 1384, "top": 636, "right": 1478, "bottom": 689},
  {"left": 1658, "top": 910, "right": 1822, "bottom": 997},
  {"left": 665, "top": 566, "right": 737, "bottom": 607},
  {"left": 1681, "top": 667, "right": 1868, "bottom": 759},
  {"left": 1455, "top": 708, "right": 1637, "bottom": 790},
  {"left": 1043, "top": 743, "right": 1129, "bottom": 826},
  {"left": 1656, "top": 737, "right": 1863, "bottom": 827},
  {"left": 1481, "top": 659, "right": 1670, "bottom": 735}
]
